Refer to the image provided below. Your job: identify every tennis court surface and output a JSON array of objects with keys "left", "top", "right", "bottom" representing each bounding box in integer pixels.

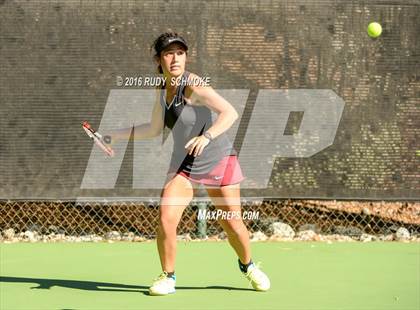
[{"left": 1, "top": 241, "right": 418, "bottom": 310}]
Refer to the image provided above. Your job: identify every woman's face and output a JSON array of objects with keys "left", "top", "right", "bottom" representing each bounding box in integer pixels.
[{"left": 159, "top": 43, "right": 187, "bottom": 78}]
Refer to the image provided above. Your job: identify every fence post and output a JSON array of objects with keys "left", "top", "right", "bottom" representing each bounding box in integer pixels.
[{"left": 197, "top": 200, "right": 207, "bottom": 238}]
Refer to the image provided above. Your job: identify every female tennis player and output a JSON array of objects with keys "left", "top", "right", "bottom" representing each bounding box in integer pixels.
[{"left": 110, "top": 31, "right": 270, "bottom": 295}]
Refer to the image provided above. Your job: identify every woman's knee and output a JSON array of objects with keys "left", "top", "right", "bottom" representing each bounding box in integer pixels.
[{"left": 158, "top": 214, "right": 179, "bottom": 235}]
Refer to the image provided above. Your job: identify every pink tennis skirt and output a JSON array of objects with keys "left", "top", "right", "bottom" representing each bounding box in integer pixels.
[{"left": 168, "top": 155, "right": 245, "bottom": 186}]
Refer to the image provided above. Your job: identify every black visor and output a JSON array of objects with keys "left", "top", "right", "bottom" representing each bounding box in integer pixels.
[{"left": 156, "top": 36, "right": 188, "bottom": 55}]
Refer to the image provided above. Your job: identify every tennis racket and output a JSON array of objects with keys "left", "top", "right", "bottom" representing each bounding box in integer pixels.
[{"left": 82, "top": 121, "right": 115, "bottom": 157}]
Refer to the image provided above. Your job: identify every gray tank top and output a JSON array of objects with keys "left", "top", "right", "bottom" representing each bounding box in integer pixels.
[{"left": 160, "top": 71, "right": 237, "bottom": 175}]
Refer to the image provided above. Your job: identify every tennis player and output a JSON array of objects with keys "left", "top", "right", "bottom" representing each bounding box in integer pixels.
[{"left": 126, "top": 31, "right": 270, "bottom": 295}]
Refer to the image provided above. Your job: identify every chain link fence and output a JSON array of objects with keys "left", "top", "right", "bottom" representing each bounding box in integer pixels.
[{"left": 1, "top": 200, "right": 419, "bottom": 241}]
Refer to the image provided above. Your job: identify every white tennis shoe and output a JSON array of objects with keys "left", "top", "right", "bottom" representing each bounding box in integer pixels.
[
  {"left": 148, "top": 272, "right": 176, "bottom": 296},
  {"left": 244, "top": 263, "right": 271, "bottom": 291}
]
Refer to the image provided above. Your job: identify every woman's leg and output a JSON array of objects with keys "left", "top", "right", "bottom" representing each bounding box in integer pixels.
[
  {"left": 157, "top": 173, "right": 194, "bottom": 272},
  {"left": 205, "top": 183, "right": 270, "bottom": 292},
  {"left": 205, "top": 183, "right": 251, "bottom": 264}
]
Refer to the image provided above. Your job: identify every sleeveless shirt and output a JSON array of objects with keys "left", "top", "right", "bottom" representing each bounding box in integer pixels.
[{"left": 160, "top": 71, "right": 237, "bottom": 175}]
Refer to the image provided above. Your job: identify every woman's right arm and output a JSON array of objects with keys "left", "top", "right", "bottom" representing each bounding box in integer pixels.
[
  {"left": 147, "top": 89, "right": 165, "bottom": 137},
  {"left": 106, "top": 89, "right": 164, "bottom": 143}
]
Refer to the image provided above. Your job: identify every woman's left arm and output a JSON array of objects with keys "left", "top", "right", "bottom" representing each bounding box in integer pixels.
[
  {"left": 185, "top": 78, "right": 239, "bottom": 157},
  {"left": 191, "top": 84, "right": 239, "bottom": 138}
]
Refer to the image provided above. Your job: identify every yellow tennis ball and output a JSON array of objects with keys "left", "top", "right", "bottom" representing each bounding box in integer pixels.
[{"left": 367, "top": 22, "right": 382, "bottom": 38}]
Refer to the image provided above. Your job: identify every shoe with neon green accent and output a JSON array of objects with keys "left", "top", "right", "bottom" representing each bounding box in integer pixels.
[
  {"left": 148, "top": 272, "right": 176, "bottom": 296},
  {"left": 244, "top": 263, "right": 271, "bottom": 291}
]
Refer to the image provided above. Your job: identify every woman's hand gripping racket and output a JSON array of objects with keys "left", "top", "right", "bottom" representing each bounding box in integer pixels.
[{"left": 82, "top": 121, "right": 115, "bottom": 157}]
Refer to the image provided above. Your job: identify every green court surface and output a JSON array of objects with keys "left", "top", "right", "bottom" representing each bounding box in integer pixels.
[{"left": 0, "top": 241, "right": 419, "bottom": 310}]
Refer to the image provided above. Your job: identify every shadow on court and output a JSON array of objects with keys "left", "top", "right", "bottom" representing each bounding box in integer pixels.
[{"left": 0, "top": 276, "right": 254, "bottom": 294}]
